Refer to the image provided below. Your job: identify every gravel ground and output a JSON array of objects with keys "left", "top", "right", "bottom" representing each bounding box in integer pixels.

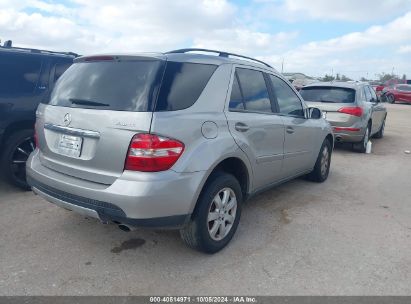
[{"left": 0, "top": 103, "right": 410, "bottom": 296}]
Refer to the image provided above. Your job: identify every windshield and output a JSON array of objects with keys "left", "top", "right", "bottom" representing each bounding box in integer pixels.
[
  {"left": 300, "top": 86, "right": 356, "bottom": 103},
  {"left": 48, "top": 60, "right": 163, "bottom": 111}
]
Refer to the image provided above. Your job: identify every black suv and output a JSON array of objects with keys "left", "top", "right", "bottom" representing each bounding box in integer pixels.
[{"left": 0, "top": 40, "right": 76, "bottom": 189}]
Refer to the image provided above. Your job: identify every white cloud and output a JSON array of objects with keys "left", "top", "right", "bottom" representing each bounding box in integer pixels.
[
  {"left": 0, "top": 0, "right": 298, "bottom": 56},
  {"left": 398, "top": 45, "right": 411, "bottom": 53},
  {"left": 193, "top": 29, "right": 298, "bottom": 56},
  {"left": 0, "top": 0, "right": 410, "bottom": 79},
  {"left": 257, "top": 0, "right": 411, "bottom": 22},
  {"left": 259, "top": 11, "right": 411, "bottom": 78}
]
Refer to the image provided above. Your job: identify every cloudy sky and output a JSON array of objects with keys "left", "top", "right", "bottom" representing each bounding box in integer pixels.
[{"left": 1, "top": 0, "right": 410, "bottom": 80}]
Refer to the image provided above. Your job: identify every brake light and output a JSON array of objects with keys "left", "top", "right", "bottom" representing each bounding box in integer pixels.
[
  {"left": 338, "top": 106, "right": 363, "bottom": 117},
  {"left": 84, "top": 56, "right": 114, "bottom": 61},
  {"left": 124, "top": 133, "right": 184, "bottom": 172}
]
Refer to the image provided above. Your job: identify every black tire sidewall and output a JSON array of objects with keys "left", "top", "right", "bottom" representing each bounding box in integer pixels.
[
  {"left": 0, "top": 129, "right": 34, "bottom": 190},
  {"left": 354, "top": 124, "right": 370, "bottom": 153},
  {"left": 315, "top": 139, "right": 332, "bottom": 182},
  {"left": 375, "top": 117, "right": 386, "bottom": 139},
  {"left": 195, "top": 173, "right": 242, "bottom": 253}
]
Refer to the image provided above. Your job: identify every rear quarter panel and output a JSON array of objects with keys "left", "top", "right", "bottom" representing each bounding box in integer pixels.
[
  {"left": 150, "top": 64, "right": 253, "bottom": 210},
  {"left": 151, "top": 64, "right": 251, "bottom": 173}
]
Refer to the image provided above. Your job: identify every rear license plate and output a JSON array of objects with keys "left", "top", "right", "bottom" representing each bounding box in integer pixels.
[{"left": 57, "top": 134, "right": 83, "bottom": 157}]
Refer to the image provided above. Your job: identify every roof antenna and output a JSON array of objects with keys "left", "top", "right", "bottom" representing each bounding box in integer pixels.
[{"left": 3, "top": 40, "right": 12, "bottom": 47}]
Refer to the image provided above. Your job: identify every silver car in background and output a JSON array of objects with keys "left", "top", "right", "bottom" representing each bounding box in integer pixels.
[
  {"left": 300, "top": 82, "right": 387, "bottom": 152},
  {"left": 27, "top": 49, "right": 333, "bottom": 253}
]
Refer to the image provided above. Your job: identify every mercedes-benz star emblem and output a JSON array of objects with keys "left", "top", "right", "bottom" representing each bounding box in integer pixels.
[{"left": 63, "top": 113, "right": 71, "bottom": 126}]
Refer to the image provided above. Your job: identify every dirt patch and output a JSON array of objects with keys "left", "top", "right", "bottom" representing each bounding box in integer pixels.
[
  {"left": 111, "top": 238, "right": 146, "bottom": 253},
  {"left": 281, "top": 209, "right": 292, "bottom": 224}
]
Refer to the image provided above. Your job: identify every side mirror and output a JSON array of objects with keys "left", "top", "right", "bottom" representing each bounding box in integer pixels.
[{"left": 309, "top": 107, "right": 322, "bottom": 119}]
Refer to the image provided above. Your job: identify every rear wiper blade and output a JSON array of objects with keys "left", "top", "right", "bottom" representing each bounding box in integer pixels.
[{"left": 69, "top": 98, "right": 110, "bottom": 107}]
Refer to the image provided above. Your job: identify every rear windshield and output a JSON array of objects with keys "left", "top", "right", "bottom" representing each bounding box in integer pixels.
[
  {"left": 48, "top": 60, "right": 217, "bottom": 112},
  {"left": 48, "top": 60, "right": 163, "bottom": 111},
  {"left": 300, "top": 86, "right": 356, "bottom": 103}
]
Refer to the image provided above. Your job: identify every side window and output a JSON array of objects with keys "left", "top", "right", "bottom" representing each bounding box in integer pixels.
[
  {"left": 236, "top": 68, "right": 272, "bottom": 113},
  {"left": 0, "top": 53, "right": 41, "bottom": 95},
  {"left": 368, "top": 86, "right": 377, "bottom": 101},
  {"left": 364, "top": 86, "right": 372, "bottom": 102},
  {"left": 155, "top": 62, "right": 217, "bottom": 111},
  {"left": 54, "top": 61, "right": 72, "bottom": 82},
  {"left": 397, "top": 85, "right": 411, "bottom": 91},
  {"left": 270, "top": 75, "right": 304, "bottom": 117},
  {"left": 229, "top": 73, "right": 244, "bottom": 110}
]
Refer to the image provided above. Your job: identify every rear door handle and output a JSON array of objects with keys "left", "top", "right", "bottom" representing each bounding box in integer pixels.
[
  {"left": 286, "top": 126, "right": 295, "bottom": 134},
  {"left": 235, "top": 122, "right": 249, "bottom": 132}
]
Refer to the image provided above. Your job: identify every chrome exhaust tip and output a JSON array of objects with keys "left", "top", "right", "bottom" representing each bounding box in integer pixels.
[{"left": 118, "top": 224, "right": 136, "bottom": 232}]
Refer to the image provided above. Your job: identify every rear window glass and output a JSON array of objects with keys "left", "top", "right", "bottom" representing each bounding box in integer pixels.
[
  {"left": 0, "top": 53, "right": 41, "bottom": 95},
  {"left": 48, "top": 60, "right": 162, "bottom": 111},
  {"left": 155, "top": 62, "right": 217, "bottom": 111},
  {"left": 300, "top": 86, "right": 356, "bottom": 103}
]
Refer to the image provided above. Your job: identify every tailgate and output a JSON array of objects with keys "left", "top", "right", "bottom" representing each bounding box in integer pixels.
[{"left": 37, "top": 105, "right": 152, "bottom": 184}]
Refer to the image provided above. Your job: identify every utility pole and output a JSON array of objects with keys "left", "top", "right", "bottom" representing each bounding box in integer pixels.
[{"left": 281, "top": 58, "right": 284, "bottom": 73}]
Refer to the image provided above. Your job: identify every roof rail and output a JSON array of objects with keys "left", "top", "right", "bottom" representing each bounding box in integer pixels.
[
  {"left": 0, "top": 40, "right": 78, "bottom": 57},
  {"left": 166, "top": 48, "right": 272, "bottom": 68}
]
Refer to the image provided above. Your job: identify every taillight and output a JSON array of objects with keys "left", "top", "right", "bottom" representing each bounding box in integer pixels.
[
  {"left": 124, "top": 133, "right": 184, "bottom": 172},
  {"left": 333, "top": 127, "right": 360, "bottom": 132},
  {"left": 338, "top": 106, "right": 363, "bottom": 117}
]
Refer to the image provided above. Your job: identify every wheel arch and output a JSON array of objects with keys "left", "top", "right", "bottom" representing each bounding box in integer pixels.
[
  {"left": 190, "top": 154, "right": 252, "bottom": 218},
  {"left": 325, "top": 133, "right": 334, "bottom": 148},
  {"left": 1, "top": 120, "right": 35, "bottom": 147}
]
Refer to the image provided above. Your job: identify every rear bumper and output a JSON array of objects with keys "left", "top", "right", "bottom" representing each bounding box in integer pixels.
[
  {"left": 328, "top": 123, "right": 366, "bottom": 143},
  {"left": 333, "top": 129, "right": 364, "bottom": 143},
  {"left": 27, "top": 150, "right": 206, "bottom": 228}
]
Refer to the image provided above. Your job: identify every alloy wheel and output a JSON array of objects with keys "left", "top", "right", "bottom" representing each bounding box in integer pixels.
[
  {"left": 320, "top": 145, "right": 329, "bottom": 177},
  {"left": 10, "top": 136, "right": 35, "bottom": 185},
  {"left": 363, "top": 128, "right": 369, "bottom": 150},
  {"left": 207, "top": 188, "right": 237, "bottom": 241}
]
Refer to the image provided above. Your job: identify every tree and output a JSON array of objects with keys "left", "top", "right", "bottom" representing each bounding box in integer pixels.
[
  {"left": 378, "top": 72, "right": 396, "bottom": 82},
  {"left": 322, "top": 74, "right": 335, "bottom": 81},
  {"left": 402, "top": 74, "right": 407, "bottom": 80},
  {"left": 335, "top": 73, "right": 341, "bottom": 81},
  {"left": 360, "top": 77, "right": 369, "bottom": 82},
  {"left": 341, "top": 75, "right": 352, "bottom": 81}
]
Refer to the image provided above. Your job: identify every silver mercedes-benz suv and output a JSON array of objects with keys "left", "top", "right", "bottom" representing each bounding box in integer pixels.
[{"left": 27, "top": 49, "right": 333, "bottom": 253}]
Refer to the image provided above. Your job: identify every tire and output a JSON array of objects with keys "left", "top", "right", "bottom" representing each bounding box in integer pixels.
[
  {"left": 306, "top": 138, "right": 332, "bottom": 183},
  {"left": 353, "top": 123, "right": 371, "bottom": 153},
  {"left": 0, "top": 129, "right": 35, "bottom": 190},
  {"left": 180, "top": 172, "right": 242, "bottom": 254},
  {"left": 387, "top": 94, "right": 395, "bottom": 104},
  {"left": 374, "top": 116, "right": 386, "bottom": 139}
]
